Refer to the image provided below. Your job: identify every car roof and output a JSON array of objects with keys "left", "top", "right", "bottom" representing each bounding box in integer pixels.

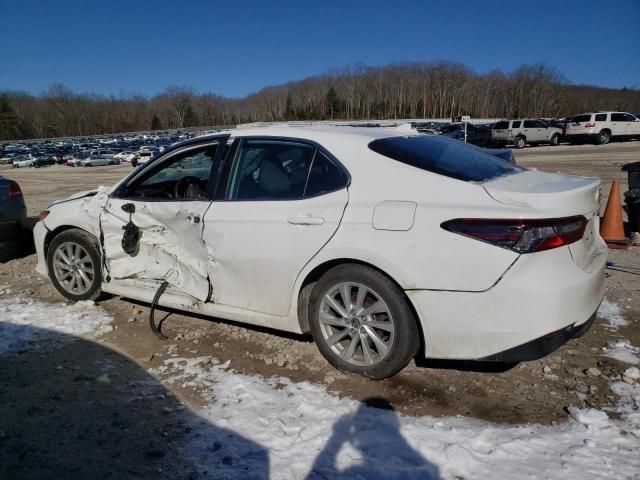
[{"left": 158, "top": 125, "right": 422, "bottom": 158}]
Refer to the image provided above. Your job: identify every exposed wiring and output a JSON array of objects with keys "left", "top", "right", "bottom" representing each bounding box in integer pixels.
[
  {"left": 149, "top": 281, "right": 169, "bottom": 340},
  {"left": 606, "top": 266, "right": 640, "bottom": 276}
]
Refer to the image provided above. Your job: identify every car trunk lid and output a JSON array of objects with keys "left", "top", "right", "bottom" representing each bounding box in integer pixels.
[{"left": 483, "top": 169, "right": 602, "bottom": 270}]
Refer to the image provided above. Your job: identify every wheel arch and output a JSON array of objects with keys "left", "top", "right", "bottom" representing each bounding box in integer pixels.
[
  {"left": 44, "top": 225, "right": 97, "bottom": 258},
  {"left": 295, "top": 258, "right": 426, "bottom": 353}
]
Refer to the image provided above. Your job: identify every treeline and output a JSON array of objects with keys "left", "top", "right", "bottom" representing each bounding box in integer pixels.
[{"left": 2, "top": 61, "right": 640, "bottom": 140}]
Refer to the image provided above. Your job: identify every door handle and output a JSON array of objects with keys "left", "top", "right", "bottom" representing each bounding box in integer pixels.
[{"left": 287, "top": 215, "right": 324, "bottom": 226}]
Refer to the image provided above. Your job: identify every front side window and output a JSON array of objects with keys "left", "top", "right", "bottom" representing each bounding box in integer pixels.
[
  {"left": 124, "top": 145, "right": 218, "bottom": 200},
  {"left": 622, "top": 113, "right": 638, "bottom": 122},
  {"left": 533, "top": 120, "right": 547, "bottom": 128}
]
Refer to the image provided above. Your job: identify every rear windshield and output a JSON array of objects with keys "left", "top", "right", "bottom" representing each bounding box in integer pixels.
[{"left": 368, "top": 135, "right": 523, "bottom": 182}]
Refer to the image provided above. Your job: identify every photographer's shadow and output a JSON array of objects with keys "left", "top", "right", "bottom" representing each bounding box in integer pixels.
[{"left": 307, "top": 397, "right": 440, "bottom": 480}]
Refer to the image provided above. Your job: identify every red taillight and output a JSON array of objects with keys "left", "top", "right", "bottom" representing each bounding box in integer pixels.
[
  {"left": 8, "top": 183, "right": 22, "bottom": 198},
  {"left": 584, "top": 122, "right": 596, "bottom": 128},
  {"left": 441, "top": 216, "right": 587, "bottom": 253}
]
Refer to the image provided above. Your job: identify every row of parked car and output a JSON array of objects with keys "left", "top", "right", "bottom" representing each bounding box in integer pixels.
[
  {"left": 0, "top": 130, "right": 209, "bottom": 169},
  {"left": 412, "top": 111, "right": 640, "bottom": 148}
]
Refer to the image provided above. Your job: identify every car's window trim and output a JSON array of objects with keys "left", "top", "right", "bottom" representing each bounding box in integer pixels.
[{"left": 217, "top": 135, "right": 350, "bottom": 203}]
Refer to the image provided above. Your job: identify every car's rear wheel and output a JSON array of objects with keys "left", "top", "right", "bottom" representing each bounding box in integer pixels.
[
  {"left": 550, "top": 134, "right": 560, "bottom": 146},
  {"left": 309, "top": 264, "right": 419, "bottom": 379},
  {"left": 595, "top": 130, "right": 611, "bottom": 145},
  {"left": 514, "top": 136, "right": 526, "bottom": 149},
  {"left": 48, "top": 229, "right": 102, "bottom": 302}
]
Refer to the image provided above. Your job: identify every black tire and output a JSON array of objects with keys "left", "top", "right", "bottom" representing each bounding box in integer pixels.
[
  {"left": 308, "top": 264, "right": 419, "bottom": 380},
  {"left": 47, "top": 229, "right": 103, "bottom": 302},
  {"left": 595, "top": 130, "right": 611, "bottom": 145},
  {"left": 550, "top": 134, "right": 560, "bottom": 146},
  {"left": 513, "top": 136, "right": 526, "bottom": 149}
]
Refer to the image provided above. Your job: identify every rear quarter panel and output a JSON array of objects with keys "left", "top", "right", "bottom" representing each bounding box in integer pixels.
[{"left": 303, "top": 148, "right": 521, "bottom": 292}]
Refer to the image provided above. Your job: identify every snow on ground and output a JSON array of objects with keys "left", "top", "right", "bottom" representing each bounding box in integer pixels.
[
  {"left": 1, "top": 290, "right": 638, "bottom": 479},
  {"left": 0, "top": 295, "right": 113, "bottom": 354},
  {"left": 598, "top": 297, "right": 628, "bottom": 328},
  {"left": 153, "top": 355, "right": 640, "bottom": 480},
  {"left": 598, "top": 297, "right": 639, "bottom": 365}
]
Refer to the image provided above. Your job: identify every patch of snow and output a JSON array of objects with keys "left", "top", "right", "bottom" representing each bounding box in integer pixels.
[
  {"left": 598, "top": 297, "right": 627, "bottom": 328},
  {"left": 0, "top": 297, "right": 113, "bottom": 354},
  {"left": 151, "top": 357, "right": 640, "bottom": 480},
  {"left": 566, "top": 406, "right": 609, "bottom": 426},
  {"left": 604, "top": 340, "right": 640, "bottom": 365}
]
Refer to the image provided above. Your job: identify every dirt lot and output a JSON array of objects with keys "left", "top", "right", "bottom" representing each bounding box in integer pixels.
[{"left": 1, "top": 141, "right": 639, "bottom": 426}]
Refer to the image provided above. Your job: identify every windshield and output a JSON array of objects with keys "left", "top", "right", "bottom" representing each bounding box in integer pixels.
[{"left": 368, "top": 135, "right": 523, "bottom": 182}]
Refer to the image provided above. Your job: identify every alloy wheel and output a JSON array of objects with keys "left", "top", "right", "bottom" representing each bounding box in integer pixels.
[
  {"left": 318, "top": 282, "right": 395, "bottom": 367},
  {"left": 52, "top": 241, "right": 95, "bottom": 295}
]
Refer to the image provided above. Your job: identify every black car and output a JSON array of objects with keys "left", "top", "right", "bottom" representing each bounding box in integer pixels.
[
  {"left": 0, "top": 176, "right": 27, "bottom": 262},
  {"left": 32, "top": 156, "right": 56, "bottom": 168},
  {"left": 437, "top": 123, "right": 493, "bottom": 147}
]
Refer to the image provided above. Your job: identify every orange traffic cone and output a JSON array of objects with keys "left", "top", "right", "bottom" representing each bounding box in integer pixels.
[{"left": 600, "top": 180, "right": 628, "bottom": 249}]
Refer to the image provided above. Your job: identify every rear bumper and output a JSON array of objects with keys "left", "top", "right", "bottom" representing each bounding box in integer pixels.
[
  {"left": 407, "top": 240, "right": 607, "bottom": 360},
  {"left": 476, "top": 309, "right": 596, "bottom": 362}
]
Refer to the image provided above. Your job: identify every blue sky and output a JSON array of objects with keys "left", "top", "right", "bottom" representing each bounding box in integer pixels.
[{"left": 1, "top": 0, "right": 638, "bottom": 98}]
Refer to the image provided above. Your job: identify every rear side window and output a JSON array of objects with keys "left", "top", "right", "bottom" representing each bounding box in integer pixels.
[
  {"left": 611, "top": 113, "right": 625, "bottom": 122},
  {"left": 595, "top": 113, "right": 607, "bottom": 122},
  {"left": 511, "top": 121, "right": 521, "bottom": 128},
  {"left": 368, "top": 135, "right": 522, "bottom": 183},
  {"left": 523, "top": 120, "right": 535, "bottom": 128},
  {"left": 304, "top": 151, "right": 348, "bottom": 197},
  {"left": 493, "top": 121, "right": 509, "bottom": 129},
  {"left": 573, "top": 114, "right": 592, "bottom": 123},
  {"left": 228, "top": 140, "right": 315, "bottom": 200}
]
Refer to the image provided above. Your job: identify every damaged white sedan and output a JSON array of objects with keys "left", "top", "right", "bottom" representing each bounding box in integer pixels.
[{"left": 34, "top": 126, "right": 607, "bottom": 379}]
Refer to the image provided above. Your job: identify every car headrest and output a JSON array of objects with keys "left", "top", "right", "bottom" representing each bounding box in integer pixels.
[{"left": 259, "top": 158, "right": 290, "bottom": 194}]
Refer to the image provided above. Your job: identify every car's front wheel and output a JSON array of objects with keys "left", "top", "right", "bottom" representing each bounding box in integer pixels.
[
  {"left": 550, "top": 134, "right": 560, "bottom": 146},
  {"left": 47, "top": 229, "right": 102, "bottom": 302},
  {"left": 309, "top": 264, "right": 419, "bottom": 380}
]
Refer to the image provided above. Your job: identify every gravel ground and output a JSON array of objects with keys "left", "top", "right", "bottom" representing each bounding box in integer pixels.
[{"left": 0, "top": 141, "right": 639, "bottom": 425}]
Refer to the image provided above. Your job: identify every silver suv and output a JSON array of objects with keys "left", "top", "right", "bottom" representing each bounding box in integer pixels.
[
  {"left": 566, "top": 112, "right": 640, "bottom": 145},
  {"left": 492, "top": 119, "right": 562, "bottom": 149}
]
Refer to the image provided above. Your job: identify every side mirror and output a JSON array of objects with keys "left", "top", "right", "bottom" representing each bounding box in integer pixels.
[{"left": 121, "top": 203, "right": 135, "bottom": 214}]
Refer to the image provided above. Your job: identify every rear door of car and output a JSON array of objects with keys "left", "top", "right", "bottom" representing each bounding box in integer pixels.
[
  {"left": 202, "top": 136, "right": 349, "bottom": 316},
  {"left": 610, "top": 113, "right": 626, "bottom": 136},
  {"left": 622, "top": 113, "right": 640, "bottom": 136}
]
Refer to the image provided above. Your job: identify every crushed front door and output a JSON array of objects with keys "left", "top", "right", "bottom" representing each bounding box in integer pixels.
[
  {"left": 99, "top": 198, "right": 213, "bottom": 301},
  {"left": 97, "top": 140, "right": 225, "bottom": 301}
]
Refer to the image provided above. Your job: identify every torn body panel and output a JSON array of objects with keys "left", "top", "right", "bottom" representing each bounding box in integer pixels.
[{"left": 99, "top": 197, "right": 213, "bottom": 302}]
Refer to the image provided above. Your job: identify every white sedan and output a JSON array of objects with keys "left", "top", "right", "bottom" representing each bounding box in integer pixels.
[
  {"left": 81, "top": 156, "right": 120, "bottom": 167},
  {"left": 33, "top": 126, "right": 606, "bottom": 379}
]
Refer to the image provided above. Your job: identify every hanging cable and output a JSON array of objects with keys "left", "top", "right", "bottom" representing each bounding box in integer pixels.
[{"left": 149, "top": 281, "right": 169, "bottom": 340}]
